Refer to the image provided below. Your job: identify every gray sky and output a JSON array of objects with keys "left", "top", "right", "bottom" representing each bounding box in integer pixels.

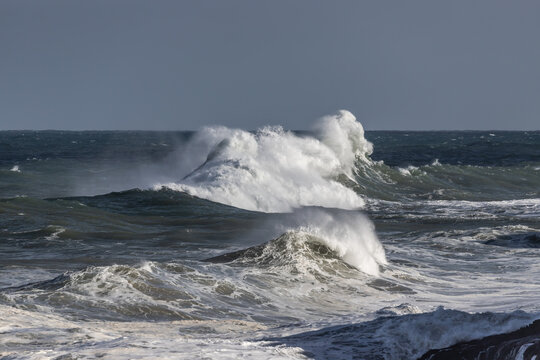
[{"left": 1, "top": 1, "right": 539, "bottom": 130}]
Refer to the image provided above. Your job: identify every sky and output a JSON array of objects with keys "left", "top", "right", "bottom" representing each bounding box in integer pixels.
[{"left": 1, "top": 1, "right": 539, "bottom": 130}]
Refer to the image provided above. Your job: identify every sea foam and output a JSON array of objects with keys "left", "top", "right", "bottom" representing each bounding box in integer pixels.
[{"left": 157, "top": 110, "right": 371, "bottom": 212}]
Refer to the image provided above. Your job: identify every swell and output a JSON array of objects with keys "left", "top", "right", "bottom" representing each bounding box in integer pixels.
[
  {"left": 369, "top": 131, "right": 540, "bottom": 167},
  {"left": 0, "top": 190, "right": 262, "bottom": 275},
  {"left": 60, "top": 188, "right": 252, "bottom": 216},
  {"left": 350, "top": 160, "right": 540, "bottom": 202}
]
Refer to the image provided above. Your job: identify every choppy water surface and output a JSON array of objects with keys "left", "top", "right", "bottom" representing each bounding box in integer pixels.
[{"left": 1, "top": 111, "right": 539, "bottom": 359}]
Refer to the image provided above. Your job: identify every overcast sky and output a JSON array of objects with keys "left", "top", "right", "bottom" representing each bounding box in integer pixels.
[{"left": 1, "top": 1, "right": 539, "bottom": 130}]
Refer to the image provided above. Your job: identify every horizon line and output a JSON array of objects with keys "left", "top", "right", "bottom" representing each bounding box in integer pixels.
[{"left": 0, "top": 128, "right": 538, "bottom": 132}]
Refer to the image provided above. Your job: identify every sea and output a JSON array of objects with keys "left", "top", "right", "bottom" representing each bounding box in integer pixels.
[{"left": 1, "top": 110, "right": 539, "bottom": 359}]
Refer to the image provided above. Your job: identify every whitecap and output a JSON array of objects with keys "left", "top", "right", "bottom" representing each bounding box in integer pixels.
[{"left": 157, "top": 110, "right": 371, "bottom": 212}]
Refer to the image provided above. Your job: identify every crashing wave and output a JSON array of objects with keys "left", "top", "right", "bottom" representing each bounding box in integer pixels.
[
  {"left": 205, "top": 232, "right": 360, "bottom": 280},
  {"left": 156, "top": 110, "right": 371, "bottom": 212},
  {"left": 206, "top": 208, "right": 387, "bottom": 276}
]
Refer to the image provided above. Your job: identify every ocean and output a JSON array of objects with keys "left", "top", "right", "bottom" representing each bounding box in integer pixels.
[{"left": 1, "top": 110, "right": 539, "bottom": 359}]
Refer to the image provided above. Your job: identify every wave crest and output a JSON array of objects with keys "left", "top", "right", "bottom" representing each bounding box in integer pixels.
[
  {"left": 207, "top": 208, "right": 387, "bottom": 276},
  {"left": 156, "top": 110, "right": 371, "bottom": 212}
]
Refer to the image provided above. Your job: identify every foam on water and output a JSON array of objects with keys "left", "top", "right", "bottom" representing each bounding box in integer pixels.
[
  {"left": 2, "top": 303, "right": 537, "bottom": 360},
  {"left": 156, "top": 110, "right": 371, "bottom": 212},
  {"left": 367, "top": 197, "right": 540, "bottom": 221},
  {"left": 0, "top": 304, "right": 304, "bottom": 360},
  {"left": 397, "top": 165, "right": 424, "bottom": 176}
]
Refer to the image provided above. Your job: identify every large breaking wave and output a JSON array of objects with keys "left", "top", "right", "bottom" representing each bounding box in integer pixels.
[{"left": 156, "top": 110, "right": 371, "bottom": 213}]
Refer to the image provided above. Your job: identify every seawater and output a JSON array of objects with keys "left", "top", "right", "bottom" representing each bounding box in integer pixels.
[{"left": 1, "top": 111, "right": 539, "bottom": 359}]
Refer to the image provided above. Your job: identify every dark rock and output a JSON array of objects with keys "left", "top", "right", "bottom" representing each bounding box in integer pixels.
[
  {"left": 418, "top": 319, "right": 540, "bottom": 360},
  {"left": 484, "top": 232, "right": 540, "bottom": 248}
]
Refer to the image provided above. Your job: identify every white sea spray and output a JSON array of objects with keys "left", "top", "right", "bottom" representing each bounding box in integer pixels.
[{"left": 157, "top": 110, "right": 371, "bottom": 212}]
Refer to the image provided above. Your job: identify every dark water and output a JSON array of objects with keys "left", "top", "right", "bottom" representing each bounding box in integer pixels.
[{"left": 1, "top": 113, "right": 540, "bottom": 359}]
